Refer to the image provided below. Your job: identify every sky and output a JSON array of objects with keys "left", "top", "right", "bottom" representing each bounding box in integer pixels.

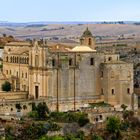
[{"left": 0, "top": 0, "right": 140, "bottom": 22}]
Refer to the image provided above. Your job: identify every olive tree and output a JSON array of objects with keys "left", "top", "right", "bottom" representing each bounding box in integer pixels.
[{"left": 2, "top": 81, "right": 11, "bottom": 92}]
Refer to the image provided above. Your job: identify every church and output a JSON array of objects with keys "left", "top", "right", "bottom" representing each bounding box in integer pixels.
[{"left": 2, "top": 28, "right": 135, "bottom": 111}]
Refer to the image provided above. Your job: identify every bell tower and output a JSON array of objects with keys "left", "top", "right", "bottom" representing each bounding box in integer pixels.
[{"left": 80, "top": 27, "right": 95, "bottom": 50}]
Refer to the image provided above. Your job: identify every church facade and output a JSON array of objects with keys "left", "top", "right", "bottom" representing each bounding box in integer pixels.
[{"left": 2, "top": 28, "right": 135, "bottom": 111}]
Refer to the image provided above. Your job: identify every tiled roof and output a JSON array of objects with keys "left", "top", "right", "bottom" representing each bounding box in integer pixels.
[{"left": 48, "top": 44, "right": 71, "bottom": 52}]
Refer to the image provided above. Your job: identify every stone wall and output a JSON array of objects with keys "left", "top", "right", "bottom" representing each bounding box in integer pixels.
[{"left": 0, "top": 92, "right": 28, "bottom": 100}]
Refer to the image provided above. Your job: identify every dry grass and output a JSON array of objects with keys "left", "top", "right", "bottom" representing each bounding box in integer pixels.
[{"left": 1, "top": 24, "right": 140, "bottom": 39}]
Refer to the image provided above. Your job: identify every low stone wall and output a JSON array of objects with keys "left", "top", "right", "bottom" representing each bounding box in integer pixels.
[{"left": 0, "top": 92, "right": 28, "bottom": 100}]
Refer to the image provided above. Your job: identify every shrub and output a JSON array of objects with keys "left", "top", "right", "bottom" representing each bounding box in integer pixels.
[
  {"left": 28, "top": 102, "right": 49, "bottom": 119},
  {"left": 48, "top": 121, "right": 61, "bottom": 131},
  {"left": 2, "top": 81, "right": 11, "bottom": 92},
  {"left": 25, "top": 123, "right": 48, "bottom": 139},
  {"left": 36, "top": 102, "right": 50, "bottom": 119},
  {"left": 31, "top": 102, "right": 36, "bottom": 111},
  {"left": 121, "top": 104, "right": 127, "bottom": 111},
  {"left": 28, "top": 111, "right": 39, "bottom": 119},
  {"left": 78, "top": 115, "right": 89, "bottom": 127},
  {"left": 49, "top": 112, "right": 89, "bottom": 126},
  {"left": 92, "top": 134, "right": 103, "bottom": 140},
  {"left": 39, "top": 135, "right": 64, "bottom": 140}
]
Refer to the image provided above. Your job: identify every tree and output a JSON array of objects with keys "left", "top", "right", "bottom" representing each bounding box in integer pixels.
[
  {"left": 106, "top": 116, "right": 121, "bottom": 139},
  {"left": 36, "top": 102, "right": 50, "bottom": 119},
  {"left": 78, "top": 115, "right": 89, "bottom": 127},
  {"left": 2, "top": 81, "right": 11, "bottom": 92}
]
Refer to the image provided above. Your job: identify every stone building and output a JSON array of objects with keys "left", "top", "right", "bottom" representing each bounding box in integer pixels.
[{"left": 2, "top": 28, "right": 136, "bottom": 111}]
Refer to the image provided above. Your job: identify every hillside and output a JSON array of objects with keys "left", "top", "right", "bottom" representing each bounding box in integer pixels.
[{"left": 0, "top": 24, "right": 140, "bottom": 40}]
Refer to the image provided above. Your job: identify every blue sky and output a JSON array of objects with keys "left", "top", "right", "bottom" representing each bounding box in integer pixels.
[{"left": 0, "top": 0, "right": 140, "bottom": 22}]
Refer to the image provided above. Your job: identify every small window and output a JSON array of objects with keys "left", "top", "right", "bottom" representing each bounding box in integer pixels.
[
  {"left": 101, "top": 88, "right": 104, "bottom": 95},
  {"left": 127, "top": 71, "right": 131, "bottom": 78},
  {"left": 88, "top": 38, "right": 92, "bottom": 46},
  {"left": 10, "top": 70, "right": 11, "bottom": 75},
  {"left": 25, "top": 73, "right": 27, "bottom": 78},
  {"left": 111, "top": 71, "right": 114, "bottom": 78},
  {"left": 108, "top": 57, "right": 112, "bottom": 61},
  {"left": 27, "top": 58, "right": 29, "bottom": 64},
  {"left": 6, "top": 70, "right": 8, "bottom": 74},
  {"left": 127, "top": 88, "right": 130, "bottom": 94},
  {"left": 6, "top": 56, "right": 8, "bottom": 62},
  {"left": 101, "top": 71, "right": 103, "bottom": 78},
  {"left": 99, "top": 115, "right": 103, "bottom": 120},
  {"left": 90, "top": 58, "right": 94, "bottom": 65},
  {"left": 17, "top": 71, "right": 18, "bottom": 77},
  {"left": 69, "top": 58, "right": 72, "bottom": 66},
  {"left": 52, "top": 59, "right": 55, "bottom": 67},
  {"left": 22, "top": 73, "right": 24, "bottom": 78},
  {"left": 35, "top": 55, "right": 39, "bottom": 66},
  {"left": 111, "top": 89, "right": 115, "bottom": 95}
]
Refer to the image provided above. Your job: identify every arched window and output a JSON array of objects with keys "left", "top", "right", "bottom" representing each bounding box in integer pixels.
[
  {"left": 108, "top": 57, "right": 112, "bottom": 61},
  {"left": 27, "top": 58, "right": 29, "bottom": 64},
  {"left": 21, "top": 58, "right": 24, "bottom": 64},
  {"left": 17, "top": 57, "right": 19, "bottom": 63},
  {"left": 35, "top": 55, "right": 39, "bottom": 66},
  {"left": 23, "top": 58, "right": 25, "bottom": 64},
  {"left": 101, "top": 71, "right": 103, "bottom": 78},
  {"left": 111, "top": 89, "right": 115, "bottom": 95},
  {"left": 6, "top": 56, "right": 8, "bottom": 62},
  {"left": 19, "top": 57, "right": 22, "bottom": 63},
  {"left": 10, "top": 57, "right": 12, "bottom": 63},
  {"left": 52, "top": 59, "right": 55, "bottom": 67},
  {"left": 25, "top": 58, "right": 27, "bottom": 64},
  {"left": 88, "top": 38, "right": 92, "bottom": 46},
  {"left": 111, "top": 71, "right": 114, "bottom": 78},
  {"left": 69, "top": 58, "right": 72, "bottom": 66},
  {"left": 101, "top": 88, "right": 104, "bottom": 95},
  {"left": 90, "top": 58, "right": 94, "bottom": 65},
  {"left": 12, "top": 56, "right": 14, "bottom": 63},
  {"left": 127, "top": 88, "right": 130, "bottom": 94},
  {"left": 127, "top": 71, "right": 131, "bottom": 78},
  {"left": 15, "top": 57, "right": 17, "bottom": 63}
]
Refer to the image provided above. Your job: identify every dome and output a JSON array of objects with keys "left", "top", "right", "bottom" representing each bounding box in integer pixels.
[
  {"left": 71, "top": 45, "right": 96, "bottom": 52},
  {"left": 81, "top": 27, "right": 93, "bottom": 37}
]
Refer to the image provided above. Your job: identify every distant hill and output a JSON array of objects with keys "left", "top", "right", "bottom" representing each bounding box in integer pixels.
[
  {"left": 0, "top": 21, "right": 140, "bottom": 27},
  {"left": 0, "top": 22, "right": 140, "bottom": 40}
]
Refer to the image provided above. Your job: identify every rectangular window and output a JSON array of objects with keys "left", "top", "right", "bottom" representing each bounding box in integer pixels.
[
  {"left": 10, "top": 70, "right": 11, "bottom": 75},
  {"left": 90, "top": 58, "right": 94, "bottom": 65},
  {"left": 101, "top": 88, "right": 104, "bottom": 95},
  {"left": 108, "top": 57, "right": 112, "bottom": 61},
  {"left": 101, "top": 71, "right": 103, "bottom": 78},
  {"left": 6, "top": 70, "right": 8, "bottom": 74},
  {"left": 69, "top": 59, "right": 72, "bottom": 66},
  {"left": 35, "top": 55, "right": 39, "bottom": 67},
  {"left": 52, "top": 59, "right": 55, "bottom": 67},
  {"left": 127, "top": 88, "right": 130, "bottom": 94},
  {"left": 17, "top": 71, "right": 18, "bottom": 77},
  {"left": 25, "top": 73, "right": 27, "bottom": 78},
  {"left": 22, "top": 73, "right": 24, "bottom": 78},
  {"left": 111, "top": 89, "right": 115, "bottom": 95}
]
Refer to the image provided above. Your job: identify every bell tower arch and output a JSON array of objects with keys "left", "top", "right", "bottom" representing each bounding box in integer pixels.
[{"left": 80, "top": 27, "right": 95, "bottom": 50}]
